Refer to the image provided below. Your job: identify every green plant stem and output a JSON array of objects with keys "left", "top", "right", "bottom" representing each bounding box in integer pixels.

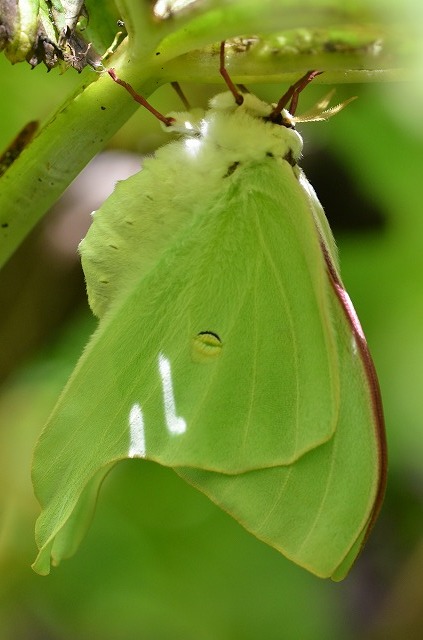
[
  {"left": 0, "top": 60, "right": 159, "bottom": 269},
  {"left": 0, "top": 0, "right": 413, "bottom": 268}
]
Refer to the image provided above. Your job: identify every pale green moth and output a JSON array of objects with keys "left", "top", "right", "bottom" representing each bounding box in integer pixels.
[{"left": 32, "top": 44, "right": 387, "bottom": 580}]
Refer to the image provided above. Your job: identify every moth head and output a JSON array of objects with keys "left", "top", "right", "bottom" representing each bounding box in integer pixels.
[
  {"left": 210, "top": 91, "right": 291, "bottom": 123},
  {"left": 209, "top": 89, "right": 355, "bottom": 130}
]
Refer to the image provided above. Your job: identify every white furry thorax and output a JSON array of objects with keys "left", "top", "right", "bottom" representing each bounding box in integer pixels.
[{"left": 163, "top": 91, "right": 304, "bottom": 169}]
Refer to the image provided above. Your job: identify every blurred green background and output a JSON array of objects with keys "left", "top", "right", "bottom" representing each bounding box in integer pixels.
[{"left": 1, "top": 19, "right": 423, "bottom": 640}]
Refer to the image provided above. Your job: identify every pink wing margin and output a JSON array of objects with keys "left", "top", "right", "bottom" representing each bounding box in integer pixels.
[{"left": 321, "top": 239, "right": 388, "bottom": 547}]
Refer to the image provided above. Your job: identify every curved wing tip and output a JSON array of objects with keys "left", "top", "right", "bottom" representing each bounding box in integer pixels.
[{"left": 31, "top": 551, "right": 52, "bottom": 576}]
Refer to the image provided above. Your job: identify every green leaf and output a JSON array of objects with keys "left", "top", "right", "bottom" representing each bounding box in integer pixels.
[
  {"left": 0, "top": 0, "right": 102, "bottom": 68},
  {"left": 0, "top": 0, "right": 39, "bottom": 63}
]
